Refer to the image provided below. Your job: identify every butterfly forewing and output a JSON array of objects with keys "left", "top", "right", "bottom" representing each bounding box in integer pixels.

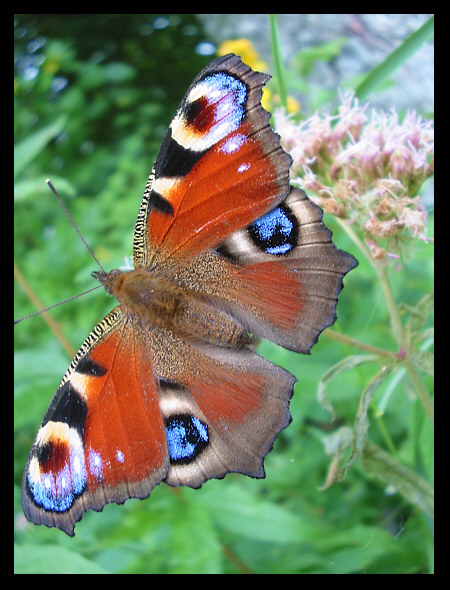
[
  {"left": 133, "top": 54, "right": 292, "bottom": 268},
  {"left": 22, "top": 308, "right": 169, "bottom": 536}
]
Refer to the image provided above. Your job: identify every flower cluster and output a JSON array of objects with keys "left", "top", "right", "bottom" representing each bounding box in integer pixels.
[{"left": 274, "top": 93, "right": 434, "bottom": 260}]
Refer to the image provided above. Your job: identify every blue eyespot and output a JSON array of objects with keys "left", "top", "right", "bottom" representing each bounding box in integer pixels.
[
  {"left": 203, "top": 73, "right": 247, "bottom": 107},
  {"left": 28, "top": 435, "right": 87, "bottom": 513},
  {"left": 165, "top": 415, "right": 209, "bottom": 465},
  {"left": 249, "top": 204, "right": 298, "bottom": 255}
]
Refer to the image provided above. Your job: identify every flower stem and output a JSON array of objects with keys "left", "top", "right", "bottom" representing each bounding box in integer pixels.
[
  {"left": 374, "top": 260, "right": 434, "bottom": 426},
  {"left": 404, "top": 358, "right": 434, "bottom": 425},
  {"left": 324, "top": 329, "right": 398, "bottom": 359},
  {"left": 269, "top": 14, "right": 288, "bottom": 109},
  {"left": 14, "top": 263, "right": 75, "bottom": 358},
  {"left": 373, "top": 259, "right": 406, "bottom": 350},
  {"left": 335, "top": 217, "right": 373, "bottom": 266},
  {"left": 335, "top": 218, "right": 433, "bottom": 426}
]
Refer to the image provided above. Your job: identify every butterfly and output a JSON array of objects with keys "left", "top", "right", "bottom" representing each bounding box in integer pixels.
[{"left": 21, "top": 54, "right": 357, "bottom": 536}]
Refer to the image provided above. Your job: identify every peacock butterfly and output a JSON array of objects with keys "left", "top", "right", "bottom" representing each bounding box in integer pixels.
[{"left": 21, "top": 54, "right": 357, "bottom": 536}]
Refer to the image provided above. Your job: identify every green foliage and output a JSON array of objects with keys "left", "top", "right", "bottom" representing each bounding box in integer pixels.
[
  {"left": 355, "top": 16, "right": 434, "bottom": 101},
  {"left": 14, "top": 15, "right": 433, "bottom": 574}
]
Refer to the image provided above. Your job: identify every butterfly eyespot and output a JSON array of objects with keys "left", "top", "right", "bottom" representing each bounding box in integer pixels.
[
  {"left": 184, "top": 97, "right": 211, "bottom": 130},
  {"left": 26, "top": 422, "right": 87, "bottom": 513},
  {"left": 165, "top": 414, "right": 209, "bottom": 465},
  {"left": 170, "top": 71, "right": 248, "bottom": 154},
  {"left": 249, "top": 204, "right": 299, "bottom": 255}
]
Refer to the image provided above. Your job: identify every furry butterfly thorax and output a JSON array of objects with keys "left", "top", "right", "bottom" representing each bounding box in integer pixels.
[{"left": 22, "top": 54, "right": 357, "bottom": 536}]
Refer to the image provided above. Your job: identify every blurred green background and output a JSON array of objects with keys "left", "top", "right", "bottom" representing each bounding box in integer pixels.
[{"left": 14, "top": 14, "right": 433, "bottom": 574}]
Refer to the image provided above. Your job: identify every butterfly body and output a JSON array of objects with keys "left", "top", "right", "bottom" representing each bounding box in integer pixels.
[
  {"left": 21, "top": 54, "right": 357, "bottom": 536},
  {"left": 94, "top": 264, "right": 250, "bottom": 348}
]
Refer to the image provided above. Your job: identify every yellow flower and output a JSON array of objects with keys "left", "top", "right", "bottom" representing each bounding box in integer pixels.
[
  {"left": 217, "top": 39, "right": 268, "bottom": 72},
  {"left": 264, "top": 89, "right": 300, "bottom": 115},
  {"left": 286, "top": 96, "right": 301, "bottom": 114},
  {"left": 261, "top": 87, "right": 272, "bottom": 112}
]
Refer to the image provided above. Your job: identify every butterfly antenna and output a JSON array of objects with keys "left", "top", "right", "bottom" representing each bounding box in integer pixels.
[
  {"left": 46, "top": 179, "right": 106, "bottom": 273},
  {"left": 13, "top": 283, "right": 103, "bottom": 325}
]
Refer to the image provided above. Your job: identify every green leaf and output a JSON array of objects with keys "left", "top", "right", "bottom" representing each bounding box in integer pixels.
[
  {"left": 292, "top": 37, "right": 348, "bottom": 77},
  {"left": 14, "top": 342, "right": 69, "bottom": 430},
  {"left": 14, "top": 544, "right": 108, "bottom": 574},
  {"left": 362, "top": 440, "right": 434, "bottom": 518},
  {"left": 321, "top": 426, "right": 353, "bottom": 456},
  {"left": 355, "top": 15, "right": 434, "bottom": 100},
  {"left": 411, "top": 350, "right": 434, "bottom": 376},
  {"left": 269, "top": 14, "right": 288, "bottom": 108},
  {"left": 167, "top": 492, "right": 223, "bottom": 574},
  {"left": 317, "top": 354, "right": 379, "bottom": 418},
  {"left": 14, "top": 174, "right": 76, "bottom": 202},
  {"left": 14, "top": 115, "right": 67, "bottom": 180},
  {"left": 103, "top": 61, "right": 136, "bottom": 84},
  {"left": 202, "top": 482, "right": 322, "bottom": 544},
  {"left": 339, "top": 366, "right": 392, "bottom": 478}
]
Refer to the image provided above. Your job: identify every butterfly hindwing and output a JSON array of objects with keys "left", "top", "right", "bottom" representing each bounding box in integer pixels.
[
  {"left": 148, "top": 330, "right": 295, "bottom": 488},
  {"left": 22, "top": 308, "right": 294, "bottom": 535},
  {"left": 216, "top": 187, "right": 358, "bottom": 352}
]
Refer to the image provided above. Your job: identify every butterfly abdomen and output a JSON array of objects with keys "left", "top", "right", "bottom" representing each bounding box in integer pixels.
[{"left": 172, "top": 298, "right": 250, "bottom": 348}]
